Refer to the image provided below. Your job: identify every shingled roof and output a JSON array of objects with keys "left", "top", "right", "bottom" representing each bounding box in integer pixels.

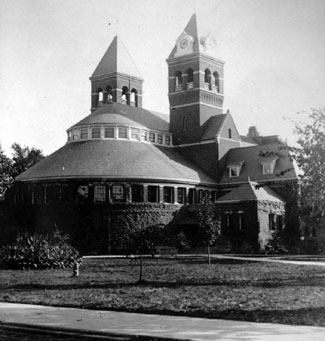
[
  {"left": 219, "top": 143, "right": 298, "bottom": 184},
  {"left": 91, "top": 36, "right": 142, "bottom": 80},
  {"left": 69, "top": 102, "right": 169, "bottom": 132},
  {"left": 216, "top": 181, "right": 285, "bottom": 203},
  {"left": 16, "top": 139, "right": 216, "bottom": 185}
]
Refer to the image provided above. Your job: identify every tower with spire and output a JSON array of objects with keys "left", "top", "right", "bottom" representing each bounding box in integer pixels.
[
  {"left": 167, "top": 14, "right": 225, "bottom": 145},
  {"left": 90, "top": 36, "right": 143, "bottom": 111}
]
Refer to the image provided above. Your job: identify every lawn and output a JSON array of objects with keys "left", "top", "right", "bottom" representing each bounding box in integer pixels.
[{"left": 1, "top": 257, "right": 325, "bottom": 327}]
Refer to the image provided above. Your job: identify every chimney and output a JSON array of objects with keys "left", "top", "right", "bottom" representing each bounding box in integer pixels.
[{"left": 248, "top": 126, "right": 260, "bottom": 139}]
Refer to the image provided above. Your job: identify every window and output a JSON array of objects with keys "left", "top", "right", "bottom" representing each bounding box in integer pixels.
[
  {"left": 204, "top": 69, "right": 211, "bottom": 90},
  {"left": 91, "top": 127, "right": 101, "bottom": 138},
  {"left": 96, "top": 88, "right": 103, "bottom": 107},
  {"left": 148, "top": 186, "right": 159, "bottom": 203},
  {"left": 131, "top": 184, "right": 143, "bottom": 202},
  {"left": 80, "top": 128, "right": 88, "bottom": 140},
  {"left": 104, "top": 127, "right": 115, "bottom": 138},
  {"left": 238, "top": 210, "right": 244, "bottom": 230},
  {"left": 72, "top": 129, "right": 79, "bottom": 140},
  {"left": 229, "top": 166, "right": 240, "bottom": 177},
  {"left": 121, "top": 86, "right": 129, "bottom": 105},
  {"left": 149, "top": 132, "right": 155, "bottom": 143},
  {"left": 94, "top": 185, "right": 106, "bottom": 202},
  {"left": 186, "top": 68, "right": 194, "bottom": 88},
  {"left": 141, "top": 130, "right": 148, "bottom": 141},
  {"left": 68, "top": 131, "right": 72, "bottom": 141},
  {"left": 165, "top": 135, "right": 171, "bottom": 145},
  {"left": 276, "top": 215, "right": 283, "bottom": 231},
  {"left": 131, "top": 128, "right": 140, "bottom": 140},
  {"left": 105, "top": 86, "right": 112, "bottom": 102},
  {"left": 228, "top": 128, "right": 232, "bottom": 139},
  {"left": 177, "top": 187, "right": 185, "bottom": 204},
  {"left": 118, "top": 127, "right": 128, "bottom": 139},
  {"left": 263, "top": 164, "right": 273, "bottom": 175},
  {"left": 269, "top": 214, "right": 275, "bottom": 231},
  {"left": 112, "top": 185, "right": 124, "bottom": 201},
  {"left": 163, "top": 187, "right": 173, "bottom": 203},
  {"left": 183, "top": 116, "right": 188, "bottom": 131},
  {"left": 188, "top": 188, "right": 196, "bottom": 204},
  {"left": 158, "top": 134, "right": 163, "bottom": 144},
  {"left": 130, "top": 89, "right": 138, "bottom": 107},
  {"left": 174, "top": 71, "right": 183, "bottom": 91},
  {"left": 225, "top": 212, "right": 234, "bottom": 229},
  {"left": 213, "top": 71, "right": 220, "bottom": 92},
  {"left": 77, "top": 185, "right": 88, "bottom": 203}
]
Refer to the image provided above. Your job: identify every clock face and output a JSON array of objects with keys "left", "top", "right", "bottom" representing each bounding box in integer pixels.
[{"left": 180, "top": 38, "right": 189, "bottom": 49}]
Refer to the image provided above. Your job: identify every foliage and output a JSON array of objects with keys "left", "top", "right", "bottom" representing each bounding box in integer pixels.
[
  {"left": 291, "top": 108, "right": 325, "bottom": 234},
  {"left": 0, "top": 146, "right": 13, "bottom": 200},
  {"left": 0, "top": 229, "right": 81, "bottom": 270},
  {"left": 11, "top": 143, "right": 45, "bottom": 178},
  {"left": 196, "top": 196, "right": 221, "bottom": 263}
]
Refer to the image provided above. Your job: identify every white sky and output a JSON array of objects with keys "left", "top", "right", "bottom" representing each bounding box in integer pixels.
[{"left": 0, "top": 0, "right": 324, "bottom": 155}]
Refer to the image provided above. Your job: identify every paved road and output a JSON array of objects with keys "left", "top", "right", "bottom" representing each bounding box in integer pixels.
[{"left": 0, "top": 302, "right": 325, "bottom": 341}]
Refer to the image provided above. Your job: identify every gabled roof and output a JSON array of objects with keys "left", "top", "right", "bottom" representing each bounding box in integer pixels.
[
  {"left": 16, "top": 140, "right": 217, "bottom": 186},
  {"left": 91, "top": 36, "right": 142, "bottom": 79},
  {"left": 216, "top": 181, "right": 285, "bottom": 203},
  {"left": 69, "top": 102, "right": 169, "bottom": 132},
  {"left": 219, "top": 143, "right": 298, "bottom": 184}
]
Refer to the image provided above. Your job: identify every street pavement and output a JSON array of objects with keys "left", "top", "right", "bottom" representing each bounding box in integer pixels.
[{"left": 0, "top": 302, "right": 324, "bottom": 341}]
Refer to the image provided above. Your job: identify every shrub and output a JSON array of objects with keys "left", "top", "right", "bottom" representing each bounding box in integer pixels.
[{"left": 0, "top": 229, "right": 81, "bottom": 269}]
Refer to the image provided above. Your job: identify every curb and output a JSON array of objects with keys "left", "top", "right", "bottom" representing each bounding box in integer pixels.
[{"left": 0, "top": 321, "right": 189, "bottom": 341}]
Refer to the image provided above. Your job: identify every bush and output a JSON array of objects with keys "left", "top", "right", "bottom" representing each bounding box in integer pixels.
[{"left": 0, "top": 229, "right": 81, "bottom": 269}]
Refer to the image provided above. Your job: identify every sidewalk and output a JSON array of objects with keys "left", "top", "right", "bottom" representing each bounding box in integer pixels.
[{"left": 0, "top": 302, "right": 324, "bottom": 341}]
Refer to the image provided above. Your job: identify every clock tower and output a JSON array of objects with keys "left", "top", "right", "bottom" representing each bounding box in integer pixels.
[{"left": 167, "top": 14, "right": 225, "bottom": 145}]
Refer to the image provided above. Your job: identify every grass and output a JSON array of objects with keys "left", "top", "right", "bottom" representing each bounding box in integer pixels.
[{"left": 1, "top": 257, "right": 325, "bottom": 327}]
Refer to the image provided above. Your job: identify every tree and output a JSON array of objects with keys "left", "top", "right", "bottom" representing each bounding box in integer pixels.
[
  {"left": 0, "top": 146, "right": 13, "bottom": 200},
  {"left": 292, "top": 108, "right": 325, "bottom": 236},
  {"left": 196, "top": 196, "right": 221, "bottom": 264},
  {"left": 11, "top": 143, "right": 45, "bottom": 178}
]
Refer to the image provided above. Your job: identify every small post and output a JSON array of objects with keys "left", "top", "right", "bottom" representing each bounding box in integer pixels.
[{"left": 72, "top": 257, "right": 81, "bottom": 277}]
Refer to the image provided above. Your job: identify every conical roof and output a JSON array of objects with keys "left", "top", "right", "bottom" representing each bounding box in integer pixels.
[{"left": 91, "top": 36, "right": 142, "bottom": 79}]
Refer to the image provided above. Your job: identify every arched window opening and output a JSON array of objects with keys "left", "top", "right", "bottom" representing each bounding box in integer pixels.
[
  {"left": 186, "top": 68, "right": 194, "bottom": 89},
  {"left": 121, "top": 86, "right": 130, "bottom": 105},
  {"left": 96, "top": 88, "right": 104, "bottom": 107},
  {"left": 174, "top": 71, "right": 183, "bottom": 91},
  {"left": 204, "top": 69, "right": 211, "bottom": 90},
  {"left": 228, "top": 128, "right": 232, "bottom": 139},
  {"left": 213, "top": 71, "right": 220, "bottom": 92},
  {"left": 105, "top": 86, "right": 113, "bottom": 102},
  {"left": 130, "top": 88, "right": 138, "bottom": 107}
]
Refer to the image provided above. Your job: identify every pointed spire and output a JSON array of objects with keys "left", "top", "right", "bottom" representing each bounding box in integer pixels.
[
  {"left": 91, "top": 36, "right": 142, "bottom": 79},
  {"left": 168, "top": 13, "right": 221, "bottom": 59}
]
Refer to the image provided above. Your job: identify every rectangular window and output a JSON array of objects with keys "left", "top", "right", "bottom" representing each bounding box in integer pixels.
[
  {"left": 131, "top": 128, "right": 140, "bottom": 140},
  {"left": 141, "top": 130, "right": 148, "bottom": 141},
  {"left": 177, "top": 187, "right": 185, "bottom": 204},
  {"left": 72, "top": 130, "right": 79, "bottom": 140},
  {"left": 189, "top": 188, "right": 196, "bottom": 204},
  {"left": 263, "top": 164, "right": 273, "bottom": 175},
  {"left": 118, "top": 127, "right": 128, "bottom": 139},
  {"left": 104, "top": 127, "right": 115, "bottom": 138},
  {"left": 68, "top": 131, "right": 72, "bottom": 141},
  {"left": 91, "top": 127, "right": 101, "bottom": 138},
  {"left": 80, "top": 128, "right": 88, "bottom": 140},
  {"left": 131, "top": 184, "right": 143, "bottom": 202},
  {"left": 112, "top": 185, "right": 124, "bottom": 201},
  {"left": 165, "top": 135, "right": 171, "bottom": 145},
  {"left": 229, "top": 166, "right": 239, "bottom": 177},
  {"left": 158, "top": 134, "right": 163, "bottom": 144},
  {"left": 269, "top": 214, "right": 275, "bottom": 230},
  {"left": 94, "top": 185, "right": 106, "bottom": 202},
  {"left": 163, "top": 187, "right": 173, "bottom": 203},
  {"left": 148, "top": 186, "right": 159, "bottom": 203},
  {"left": 149, "top": 132, "right": 155, "bottom": 143}
]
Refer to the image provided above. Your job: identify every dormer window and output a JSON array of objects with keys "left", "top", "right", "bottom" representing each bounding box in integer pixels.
[
  {"left": 118, "top": 127, "right": 128, "bottom": 139},
  {"left": 80, "top": 128, "right": 88, "bottom": 140},
  {"left": 260, "top": 157, "right": 278, "bottom": 175},
  {"left": 104, "top": 127, "right": 115, "bottom": 138},
  {"left": 228, "top": 161, "right": 244, "bottom": 178},
  {"left": 91, "top": 127, "right": 101, "bottom": 138},
  {"left": 229, "top": 166, "right": 240, "bottom": 177}
]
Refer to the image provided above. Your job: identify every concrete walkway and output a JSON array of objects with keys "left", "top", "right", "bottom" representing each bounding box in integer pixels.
[
  {"left": 0, "top": 302, "right": 324, "bottom": 341},
  {"left": 209, "top": 254, "right": 325, "bottom": 266}
]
